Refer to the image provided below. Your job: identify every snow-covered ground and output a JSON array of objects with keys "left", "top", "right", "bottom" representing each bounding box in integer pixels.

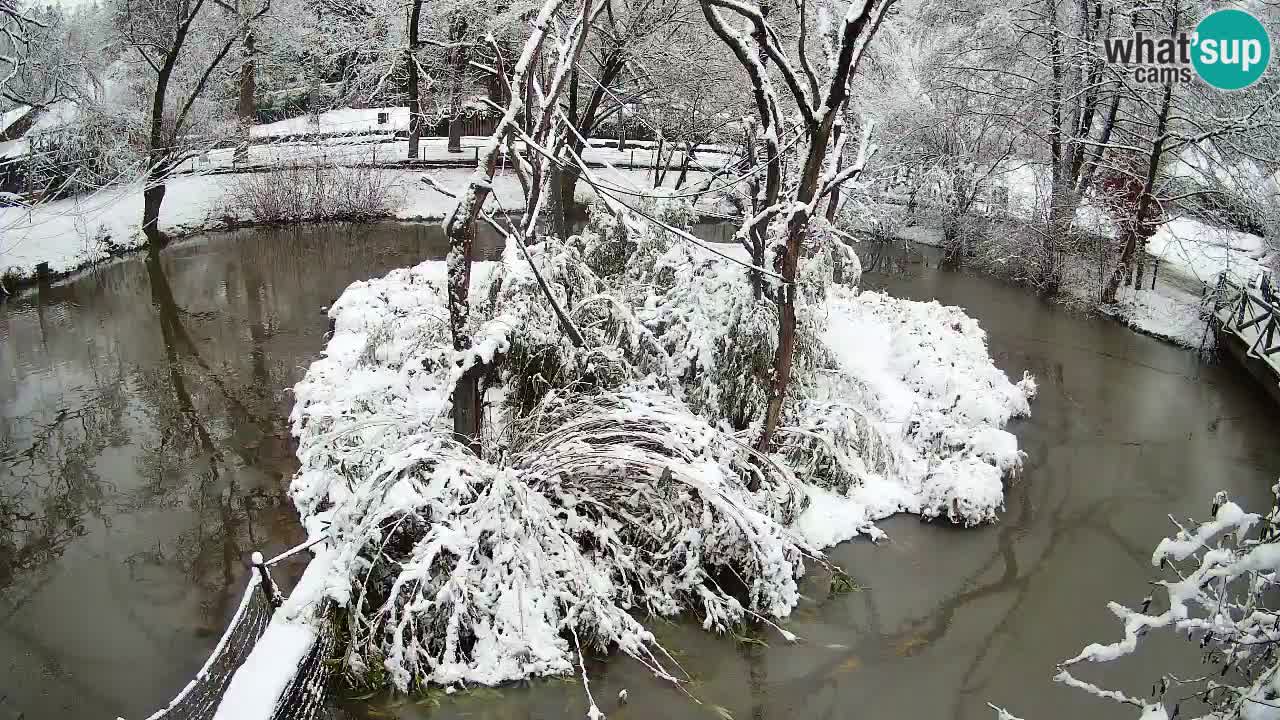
[
  {"left": 1146, "top": 216, "right": 1268, "bottom": 285},
  {"left": 1102, "top": 281, "right": 1209, "bottom": 348},
  {"left": 0, "top": 162, "right": 718, "bottom": 281}
]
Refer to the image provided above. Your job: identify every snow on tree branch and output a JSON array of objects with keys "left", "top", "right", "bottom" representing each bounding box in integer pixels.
[{"left": 999, "top": 489, "right": 1280, "bottom": 720}]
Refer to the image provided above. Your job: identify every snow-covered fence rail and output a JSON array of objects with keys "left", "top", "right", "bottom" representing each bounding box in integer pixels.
[
  {"left": 1211, "top": 274, "right": 1280, "bottom": 360},
  {"left": 1209, "top": 273, "right": 1280, "bottom": 403},
  {"left": 126, "top": 543, "right": 335, "bottom": 720}
]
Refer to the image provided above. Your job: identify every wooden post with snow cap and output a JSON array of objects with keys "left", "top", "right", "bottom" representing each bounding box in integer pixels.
[{"left": 251, "top": 551, "right": 283, "bottom": 608}]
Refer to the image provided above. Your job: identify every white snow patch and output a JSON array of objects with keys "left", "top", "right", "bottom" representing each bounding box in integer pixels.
[{"left": 797, "top": 288, "right": 1032, "bottom": 544}]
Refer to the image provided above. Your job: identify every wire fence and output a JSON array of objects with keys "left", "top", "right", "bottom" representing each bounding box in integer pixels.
[{"left": 130, "top": 543, "right": 333, "bottom": 720}]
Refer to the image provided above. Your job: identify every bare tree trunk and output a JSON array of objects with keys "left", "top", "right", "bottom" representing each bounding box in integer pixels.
[
  {"left": 133, "top": 0, "right": 263, "bottom": 249},
  {"left": 941, "top": 210, "right": 963, "bottom": 266},
  {"left": 142, "top": 180, "right": 167, "bottom": 248},
  {"left": 447, "top": 16, "right": 468, "bottom": 154},
  {"left": 144, "top": 53, "right": 176, "bottom": 249},
  {"left": 1041, "top": 184, "right": 1077, "bottom": 293},
  {"left": 652, "top": 135, "right": 665, "bottom": 187},
  {"left": 674, "top": 142, "right": 693, "bottom": 189},
  {"left": 234, "top": 30, "right": 255, "bottom": 164},
  {"left": 756, "top": 128, "right": 838, "bottom": 456},
  {"left": 549, "top": 163, "right": 569, "bottom": 239},
  {"left": 406, "top": 0, "right": 423, "bottom": 159},
  {"left": 1103, "top": 79, "right": 1173, "bottom": 303},
  {"left": 825, "top": 121, "right": 843, "bottom": 221}
]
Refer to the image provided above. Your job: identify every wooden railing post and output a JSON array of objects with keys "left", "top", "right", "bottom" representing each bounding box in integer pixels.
[{"left": 251, "top": 551, "right": 284, "bottom": 608}]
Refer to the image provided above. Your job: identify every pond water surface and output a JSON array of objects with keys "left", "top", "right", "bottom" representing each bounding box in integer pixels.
[{"left": 1, "top": 226, "right": 1277, "bottom": 720}]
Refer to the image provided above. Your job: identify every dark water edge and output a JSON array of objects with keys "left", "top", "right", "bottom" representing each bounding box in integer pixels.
[
  {"left": 1, "top": 226, "right": 1278, "bottom": 720},
  {"left": 0, "top": 223, "right": 470, "bottom": 720}
]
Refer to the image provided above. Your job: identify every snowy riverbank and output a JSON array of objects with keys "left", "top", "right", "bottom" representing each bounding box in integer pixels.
[
  {"left": 0, "top": 160, "right": 718, "bottom": 284},
  {"left": 887, "top": 215, "right": 1269, "bottom": 348}
]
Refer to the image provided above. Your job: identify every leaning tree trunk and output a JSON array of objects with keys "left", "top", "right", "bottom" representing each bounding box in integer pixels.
[
  {"left": 674, "top": 142, "right": 693, "bottom": 189},
  {"left": 143, "top": 56, "right": 177, "bottom": 248},
  {"left": 406, "top": 0, "right": 423, "bottom": 159},
  {"left": 440, "top": 0, "right": 571, "bottom": 450}
]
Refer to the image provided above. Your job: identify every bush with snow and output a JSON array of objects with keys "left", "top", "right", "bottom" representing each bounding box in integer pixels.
[{"left": 288, "top": 193, "right": 1035, "bottom": 698}]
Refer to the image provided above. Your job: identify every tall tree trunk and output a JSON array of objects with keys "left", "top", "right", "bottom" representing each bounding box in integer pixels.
[
  {"left": 555, "top": 57, "right": 619, "bottom": 220},
  {"left": 755, "top": 115, "right": 841, "bottom": 457},
  {"left": 447, "top": 16, "right": 468, "bottom": 154},
  {"left": 406, "top": 0, "right": 423, "bottom": 159},
  {"left": 557, "top": 165, "right": 579, "bottom": 229},
  {"left": 234, "top": 30, "right": 255, "bottom": 164},
  {"left": 144, "top": 57, "right": 175, "bottom": 248},
  {"left": 549, "top": 163, "right": 569, "bottom": 239},
  {"left": 1041, "top": 182, "right": 1078, "bottom": 293}
]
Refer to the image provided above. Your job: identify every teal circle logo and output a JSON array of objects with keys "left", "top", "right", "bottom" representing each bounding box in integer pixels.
[{"left": 1193, "top": 9, "right": 1271, "bottom": 90}]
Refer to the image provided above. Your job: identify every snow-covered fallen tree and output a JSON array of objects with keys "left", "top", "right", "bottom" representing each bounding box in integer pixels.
[
  {"left": 994, "top": 489, "right": 1280, "bottom": 720},
  {"left": 286, "top": 191, "right": 1035, "bottom": 701}
]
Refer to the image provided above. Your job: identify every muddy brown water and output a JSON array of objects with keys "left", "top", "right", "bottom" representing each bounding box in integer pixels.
[{"left": 1, "top": 228, "right": 1277, "bottom": 720}]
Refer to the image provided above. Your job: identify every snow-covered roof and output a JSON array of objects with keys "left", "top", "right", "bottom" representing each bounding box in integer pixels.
[{"left": 0, "top": 105, "right": 32, "bottom": 135}]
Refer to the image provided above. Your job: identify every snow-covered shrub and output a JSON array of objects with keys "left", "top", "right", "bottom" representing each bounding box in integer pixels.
[
  {"left": 594, "top": 206, "right": 837, "bottom": 431},
  {"left": 21, "top": 106, "right": 146, "bottom": 197},
  {"left": 996, "top": 489, "right": 1280, "bottom": 720},
  {"left": 572, "top": 200, "right": 633, "bottom": 279},
  {"left": 780, "top": 397, "right": 908, "bottom": 495},
  {"left": 290, "top": 187, "right": 1037, "bottom": 701},
  {"left": 225, "top": 162, "right": 399, "bottom": 224},
  {"left": 573, "top": 190, "right": 698, "bottom": 283},
  {"left": 816, "top": 288, "right": 1034, "bottom": 524},
  {"left": 472, "top": 237, "right": 682, "bottom": 421},
  {"left": 292, "top": 264, "right": 818, "bottom": 691}
]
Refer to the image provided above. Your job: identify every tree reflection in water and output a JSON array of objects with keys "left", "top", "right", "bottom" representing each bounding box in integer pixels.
[{"left": 0, "top": 226, "right": 418, "bottom": 718}]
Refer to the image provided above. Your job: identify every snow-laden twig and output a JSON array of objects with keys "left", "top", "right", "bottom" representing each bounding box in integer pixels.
[{"left": 993, "top": 489, "right": 1280, "bottom": 720}]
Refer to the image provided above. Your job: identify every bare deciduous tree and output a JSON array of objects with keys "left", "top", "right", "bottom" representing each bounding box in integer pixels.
[
  {"left": 117, "top": 0, "right": 270, "bottom": 247},
  {"left": 700, "top": 0, "right": 892, "bottom": 457}
]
